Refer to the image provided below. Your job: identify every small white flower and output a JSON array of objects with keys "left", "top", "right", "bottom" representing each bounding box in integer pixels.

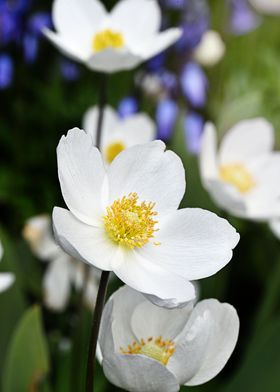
[
  {"left": 98, "top": 285, "right": 239, "bottom": 392},
  {"left": 23, "top": 215, "right": 99, "bottom": 311},
  {"left": 193, "top": 30, "right": 225, "bottom": 67},
  {"left": 53, "top": 129, "right": 239, "bottom": 308},
  {"left": 249, "top": 0, "right": 280, "bottom": 15},
  {"left": 83, "top": 105, "right": 156, "bottom": 164},
  {"left": 200, "top": 119, "right": 280, "bottom": 221},
  {"left": 0, "top": 240, "right": 15, "bottom": 293},
  {"left": 44, "top": 0, "right": 182, "bottom": 73},
  {"left": 269, "top": 218, "right": 280, "bottom": 239}
]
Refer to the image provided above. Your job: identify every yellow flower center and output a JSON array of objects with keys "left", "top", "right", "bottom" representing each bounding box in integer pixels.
[
  {"left": 121, "top": 336, "right": 175, "bottom": 366},
  {"left": 105, "top": 141, "right": 125, "bottom": 163},
  {"left": 103, "top": 193, "right": 159, "bottom": 249},
  {"left": 219, "top": 163, "right": 255, "bottom": 193},
  {"left": 92, "top": 29, "right": 124, "bottom": 53}
]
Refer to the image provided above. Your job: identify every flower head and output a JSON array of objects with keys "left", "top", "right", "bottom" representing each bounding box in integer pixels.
[
  {"left": 0, "top": 240, "right": 15, "bottom": 293},
  {"left": 53, "top": 129, "right": 239, "bottom": 308},
  {"left": 98, "top": 286, "right": 239, "bottom": 391},
  {"left": 44, "top": 0, "right": 182, "bottom": 73},
  {"left": 200, "top": 119, "right": 280, "bottom": 220},
  {"left": 249, "top": 0, "right": 280, "bottom": 14}
]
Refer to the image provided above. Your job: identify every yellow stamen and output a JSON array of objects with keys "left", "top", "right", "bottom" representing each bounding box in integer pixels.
[
  {"left": 105, "top": 141, "right": 125, "bottom": 163},
  {"left": 92, "top": 29, "right": 124, "bottom": 53},
  {"left": 219, "top": 163, "right": 255, "bottom": 193},
  {"left": 121, "top": 336, "right": 175, "bottom": 366},
  {"left": 103, "top": 192, "right": 158, "bottom": 249}
]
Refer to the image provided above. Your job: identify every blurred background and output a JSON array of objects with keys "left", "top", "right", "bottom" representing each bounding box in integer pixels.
[{"left": 1, "top": 0, "right": 280, "bottom": 391}]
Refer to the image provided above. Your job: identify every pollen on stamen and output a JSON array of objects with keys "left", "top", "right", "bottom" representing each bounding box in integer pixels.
[
  {"left": 219, "top": 163, "right": 255, "bottom": 193},
  {"left": 92, "top": 29, "right": 124, "bottom": 53},
  {"left": 103, "top": 192, "right": 159, "bottom": 249}
]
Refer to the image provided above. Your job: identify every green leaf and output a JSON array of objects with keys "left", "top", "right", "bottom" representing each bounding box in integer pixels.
[{"left": 2, "top": 306, "right": 50, "bottom": 392}]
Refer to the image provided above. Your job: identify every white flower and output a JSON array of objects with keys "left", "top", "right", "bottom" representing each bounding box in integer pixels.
[
  {"left": 200, "top": 119, "right": 280, "bottom": 221},
  {"left": 83, "top": 105, "right": 156, "bottom": 164},
  {"left": 0, "top": 240, "right": 15, "bottom": 293},
  {"left": 193, "top": 30, "right": 225, "bottom": 67},
  {"left": 269, "top": 218, "right": 280, "bottom": 239},
  {"left": 23, "top": 215, "right": 99, "bottom": 311},
  {"left": 53, "top": 129, "right": 239, "bottom": 308},
  {"left": 98, "top": 285, "right": 239, "bottom": 392},
  {"left": 44, "top": 0, "right": 182, "bottom": 73},
  {"left": 249, "top": 0, "right": 280, "bottom": 15}
]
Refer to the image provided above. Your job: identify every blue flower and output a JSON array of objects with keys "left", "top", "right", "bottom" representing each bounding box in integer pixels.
[
  {"left": 0, "top": 53, "right": 13, "bottom": 89},
  {"left": 117, "top": 96, "right": 138, "bottom": 118},
  {"left": 60, "top": 59, "right": 80, "bottom": 81},
  {"left": 180, "top": 62, "right": 207, "bottom": 108},
  {"left": 184, "top": 112, "right": 204, "bottom": 154},
  {"left": 156, "top": 98, "right": 178, "bottom": 141}
]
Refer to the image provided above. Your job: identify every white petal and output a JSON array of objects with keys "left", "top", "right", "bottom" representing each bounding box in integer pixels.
[
  {"left": 199, "top": 122, "right": 219, "bottom": 182},
  {"left": 103, "top": 354, "right": 179, "bottom": 392},
  {"left": 0, "top": 273, "right": 15, "bottom": 293},
  {"left": 249, "top": 0, "right": 280, "bottom": 14},
  {"left": 219, "top": 118, "right": 274, "bottom": 165},
  {"left": 114, "top": 250, "right": 196, "bottom": 305},
  {"left": 134, "top": 29, "right": 182, "bottom": 59},
  {"left": 270, "top": 218, "right": 280, "bottom": 239},
  {"left": 140, "top": 208, "right": 240, "bottom": 281},
  {"left": 52, "top": 207, "right": 118, "bottom": 271},
  {"left": 131, "top": 300, "right": 193, "bottom": 342},
  {"left": 57, "top": 128, "right": 107, "bottom": 225},
  {"left": 52, "top": 0, "right": 106, "bottom": 41},
  {"left": 0, "top": 240, "right": 3, "bottom": 260},
  {"left": 43, "top": 255, "right": 72, "bottom": 311},
  {"left": 44, "top": 29, "right": 89, "bottom": 62},
  {"left": 107, "top": 141, "right": 185, "bottom": 216},
  {"left": 115, "top": 114, "right": 156, "bottom": 147},
  {"left": 86, "top": 49, "right": 141, "bottom": 73},
  {"left": 83, "top": 105, "right": 120, "bottom": 145},
  {"left": 183, "top": 300, "right": 239, "bottom": 386},
  {"left": 110, "top": 0, "right": 161, "bottom": 46}
]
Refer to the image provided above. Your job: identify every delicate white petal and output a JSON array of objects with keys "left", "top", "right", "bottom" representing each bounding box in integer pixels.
[
  {"left": 52, "top": 207, "right": 118, "bottom": 271},
  {"left": 219, "top": 118, "right": 274, "bottom": 165},
  {"left": 140, "top": 208, "right": 240, "bottom": 281},
  {"left": 110, "top": 0, "right": 161, "bottom": 46},
  {"left": 43, "top": 255, "right": 72, "bottom": 311},
  {"left": 270, "top": 218, "right": 280, "bottom": 239},
  {"left": 86, "top": 49, "right": 141, "bottom": 73},
  {"left": 107, "top": 141, "right": 185, "bottom": 216},
  {"left": 0, "top": 273, "right": 15, "bottom": 293},
  {"left": 52, "top": 0, "right": 106, "bottom": 41},
  {"left": 184, "top": 300, "right": 239, "bottom": 386},
  {"left": 44, "top": 29, "right": 89, "bottom": 61},
  {"left": 114, "top": 250, "right": 196, "bottom": 305},
  {"left": 131, "top": 301, "right": 193, "bottom": 341},
  {"left": 0, "top": 240, "right": 3, "bottom": 260},
  {"left": 57, "top": 128, "right": 107, "bottom": 225},
  {"left": 249, "top": 0, "right": 280, "bottom": 14},
  {"left": 83, "top": 105, "right": 120, "bottom": 145},
  {"left": 103, "top": 354, "right": 179, "bottom": 392},
  {"left": 199, "top": 122, "right": 219, "bottom": 182},
  {"left": 143, "top": 292, "right": 195, "bottom": 310},
  {"left": 134, "top": 29, "right": 182, "bottom": 59},
  {"left": 115, "top": 114, "right": 156, "bottom": 147}
]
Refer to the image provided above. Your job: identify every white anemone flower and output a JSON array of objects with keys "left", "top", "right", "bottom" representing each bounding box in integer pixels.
[
  {"left": 0, "top": 240, "right": 15, "bottom": 293},
  {"left": 44, "top": 0, "right": 182, "bottom": 73},
  {"left": 269, "top": 219, "right": 280, "bottom": 239},
  {"left": 53, "top": 129, "right": 239, "bottom": 308},
  {"left": 83, "top": 105, "right": 156, "bottom": 164},
  {"left": 23, "top": 215, "right": 99, "bottom": 311},
  {"left": 200, "top": 119, "right": 280, "bottom": 221},
  {"left": 249, "top": 0, "right": 280, "bottom": 15},
  {"left": 193, "top": 30, "right": 225, "bottom": 68},
  {"left": 98, "top": 285, "right": 239, "bottom": 392}
]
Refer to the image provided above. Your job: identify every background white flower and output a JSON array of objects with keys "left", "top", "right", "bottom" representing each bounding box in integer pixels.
[
  {"left": 200, "top": 119, "right": 280, "bottom": 221},
  {"left": 193, "top": 30, "right": 226, "bottom": 67},
  {"left": 98, "top": 285, "right": 239, "bottom": 392},
  {"left": 53, "top": 129, "right": 239, "bottom": 308},
  {"left": 269, "top": 218, "right": 280, "bottom": 239},
  {"left": 23, "top": 215, "right": 99, "bottom": 311},
  {"left": 0, "top": 240, "right": 15, "bottom": 293},
  {"left": 249, "top": 0, "right": 280, "bottom": 15},
  {"left": 44, "top": 0, "right": 182, "bottom": 73},
  {"left": 83, "top": 105, "right": 156, "bottom": 164}
]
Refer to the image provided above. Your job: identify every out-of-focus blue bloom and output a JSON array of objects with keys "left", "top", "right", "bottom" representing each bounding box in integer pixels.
[
  {"left": 23, "top": 33, "right": 38, "bottom": 63},
  {"left": 180, "top": 62, "right": 207, "bottom": 108},
  {"left": 60, "top": 59, "right": 80, "bottom": 81},
  {"left": 4, "top": 0, "right": 29, "bottom": 14},
  {"left": 159, "top": 70, "right": 177, "bottom": 93},
  {"left": 175, "top": 0, "right": 209, "bottom": 52},
  {"left": 117, "top": 96, "right": 138, "bottom": 118},
  {"left": 156, "top": 98, "right": 178, "bottom": 141},
  {"left": 164, "top": 0, "right": 186, "bottom": 10},
  {"left": 0, "top": 8, "right": 18, "bottom": 45},
  {"left": 28, "top": 12, "right": 52, "bottom": 36},
  {"left": 146, "top": 52, "right": 166, "bottom": 72},
  {"left": 229, "top": 0, "right": 260, "bottom": 35},
  {"left": 0, "top": 53, "right": 13, "bottom": 89},
  {"left": 184, "top": 112, "right": 204, "bottom": 154}
]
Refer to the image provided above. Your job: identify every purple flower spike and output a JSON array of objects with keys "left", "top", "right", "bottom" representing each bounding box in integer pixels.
[
  {"left": 23, "top": 34, "right": 38, "bottom": 63},
  {"left": 0, "top": 53, "right": 13, "bottom": 89},
  {"left": 28, "top": 12, "right": 52, "bottom": 36},
  {"left": 184, "top": 112, "right": 204, "bottom": 154},
  {"left": 60, "top": 59, "right": 80, "bottom": 81},
  {"left": 117, "top": 96, "right": 139, "bottom": 118},
  {"left": 229, "top": 0, "right": 261, "bottom": 35},
  {"left": 180, "top": 62, "right": 207, "bottom": 108},
  {"left": 156, "top": 98, "right": 178, "bottom": 141}
]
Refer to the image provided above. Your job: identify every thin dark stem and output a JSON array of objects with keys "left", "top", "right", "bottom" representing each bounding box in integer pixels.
[{"left": 86, "top": 271, "right": 110, "bottom": 392}]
